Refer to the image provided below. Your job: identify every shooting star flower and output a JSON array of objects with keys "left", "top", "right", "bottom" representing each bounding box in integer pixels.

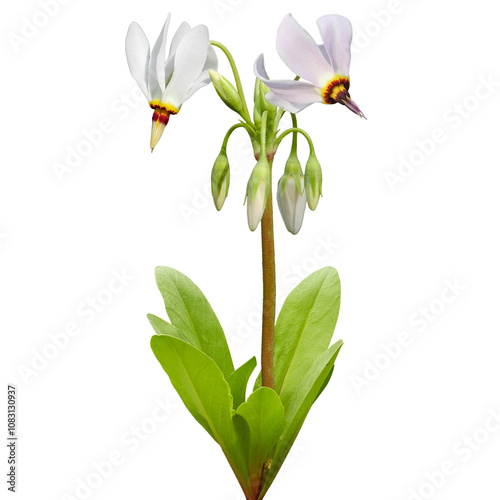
[
  {"left": 254, "top": 14, "right": 364, "bottom": 117},
  {"left": 125, "top": 14, "right": 217, "bottom": 151}
]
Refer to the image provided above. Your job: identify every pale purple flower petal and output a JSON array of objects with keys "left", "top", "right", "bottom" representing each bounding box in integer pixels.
[
  {"left": 316, "top": 14, "right": 352, "bottom": 76},
  {"left": 254, "top": 54, "right": 323, "bottom": 112},
  {"left": 276, "top": 14, "right": 334, "bottom": 87}
]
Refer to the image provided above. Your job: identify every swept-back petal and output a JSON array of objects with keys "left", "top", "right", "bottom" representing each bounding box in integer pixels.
[
  {"left": 184, "top": 44, "right": 218, "bottom": 101},
  {"left": 276, "top": 14, "right": 334, "bottom": 87},
  {"left": 161, "top": 25, "right": 210, "bottom": 109},
  {"left": 164, "top": 21, "right": 192, "bottom": 83},
  {"left": 317, "top": 44, "right": 330, "bottom": 64},
  {"left": 254, "top": 54, "right": 323, "bottom": 113},
  {"left": 266, "top": 93, "right": 314, "bottom": 114},
  {"left": 125, "top": 22, "right": 151, "bottom": 101},
  {"left": 168, "top": 21, "right": 191, "bottom": 59},
  {"left": 148, "top": 14, "right": 171, "bottom": 101},
  {"left": 316, "top": 14, "right": 352, "bottom": 76}
]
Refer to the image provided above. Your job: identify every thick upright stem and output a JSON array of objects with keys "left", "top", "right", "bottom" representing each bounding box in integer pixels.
[{"left": 261, "top": 158, "right": 275, "bottom": 389}]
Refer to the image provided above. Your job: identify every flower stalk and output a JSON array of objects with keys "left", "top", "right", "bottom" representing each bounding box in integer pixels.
[{"left": 257, "top": 111, "right": 275, "bottom": 390}]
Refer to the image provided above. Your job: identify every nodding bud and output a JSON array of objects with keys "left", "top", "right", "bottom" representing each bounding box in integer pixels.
[
  {"left": 245, "top": 156, "right": 271, "bottom": 231},
  {"left": 211, "top": 151, "right": 230, "bottom": 211},
  {"left": 277, "top": 156, "right": 307, "bottom": 234},
  {"left": 209, "top": 70, "right": 243, "bottom": 114},
  {"left": 304, "top": 152, "right": 323, "bottom": 211}
]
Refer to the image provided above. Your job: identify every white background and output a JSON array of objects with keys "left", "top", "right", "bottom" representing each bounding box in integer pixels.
[{"left": 1, "top": 0, "right": 500, "bottom": 499}]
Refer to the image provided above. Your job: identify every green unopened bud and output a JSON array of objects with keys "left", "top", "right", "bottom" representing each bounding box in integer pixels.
[
  {"left": 304, "top": 152, "right": 323, "bottom": 211},
  {"left": 211, "top": 150, "right": 230, "bottom": 211},
  {"left": 253, "top": 80, "right": 263, "bottom": 130},
  {"left": 256, "top": 80, "right": 277, "bottom": 116},
  {"left": 209, "top": 70, "right": 243, "bottom": 114},
  {"left": 245, "top": 156, "right": 271, "bottom": 231}
]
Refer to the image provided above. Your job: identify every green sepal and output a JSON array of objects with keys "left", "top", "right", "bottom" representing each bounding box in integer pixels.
[
  {"left": 245, "top": 155, "right": 270, "bottom": 205},
  {"left": 280, "top": 151, "right": 303, "bottom": 196}
]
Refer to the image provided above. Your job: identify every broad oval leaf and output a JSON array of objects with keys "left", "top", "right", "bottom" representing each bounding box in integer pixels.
[
  {"left": 155, "top": 267, "right": 234, "bottom": 377},
  {"left": 150, "top": 335, "right": 252, "bottom": 497},
  {"left": 275, "top": 267, "right": 341, "bottom": 398}
]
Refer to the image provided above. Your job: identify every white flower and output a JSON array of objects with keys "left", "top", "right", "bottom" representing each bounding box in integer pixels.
[
  {"left": 125, "top": 14, "right": 218, "bottom": 150},
  {"left": 254, "top": 14, "right": 364, "bottom": 117}
]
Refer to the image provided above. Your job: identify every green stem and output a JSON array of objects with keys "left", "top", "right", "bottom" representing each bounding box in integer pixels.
[
  {"left": 210, "top": 40, "right": 253, "bottom": 126},
  {"left": 291, "top": 114, "right": 298, "bottom": 153},
  {"left": 221, "top": 123, "right": 254, "bottom": 151},
  {"left": 260, "top": 111, "right": 268, "bottom": 153},
  {"left": 260, "top": 157, "right": 275, "bottom": 390},
  {"left": 259, "top": 110, "right": 275, "bottom": 390},
  {"left": 274, "top": 127, "right": 315, "bottom": 153}
]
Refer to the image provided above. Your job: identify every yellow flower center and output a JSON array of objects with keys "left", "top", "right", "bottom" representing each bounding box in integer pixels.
[
  {"left": 321, "top": 77, "right": 350, "bottom": 104},
  {"left": 149, "top": 101, "right": 179, "bottom": 115}
]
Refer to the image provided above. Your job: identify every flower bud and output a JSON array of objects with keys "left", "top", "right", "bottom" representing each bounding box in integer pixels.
[
  {"left": 211, "top": 151, "right": 230, "bottom": 211},
  {"left": 304, "top": 152, "right": 323, "bottom": 211},
  {"left": 209, "top": 70, "right": 243, "bottom": 114},
  {"left": 245, "top": 156, "right": 271, "bottom": 231},
  {"left": 256, "top": 80, "right": 277, "bottom": 115},
  {"left": 253, "top": 79, "right": 277, "bottom": 129},
  {"left": 277, "top": 168, "right": 306, "bottom": 235}
]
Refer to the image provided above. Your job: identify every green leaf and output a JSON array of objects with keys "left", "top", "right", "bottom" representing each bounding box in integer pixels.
[
  {"left": 315, "top": 365, "right": 334, "bottom": 402},
  {"left": 257, "top": 340, "right": 343, "bottom": 500},
  {"left": 255, "top": 268, "right": 340, "bottom": 393},
  {"left": 150, "top": 335, "right": 252, "bottom": 497},
  {"left": 147, "top": 314, "right": 187, "bottom": 341},
  {"left": 155, "top": 267, "right": 234, "bottom": 377},
  {"left": 236, "top": 387, "right": 286, "bottom": 493},
  {"left": 226, "top": 357, "right": 257, "bottom": 409}
]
